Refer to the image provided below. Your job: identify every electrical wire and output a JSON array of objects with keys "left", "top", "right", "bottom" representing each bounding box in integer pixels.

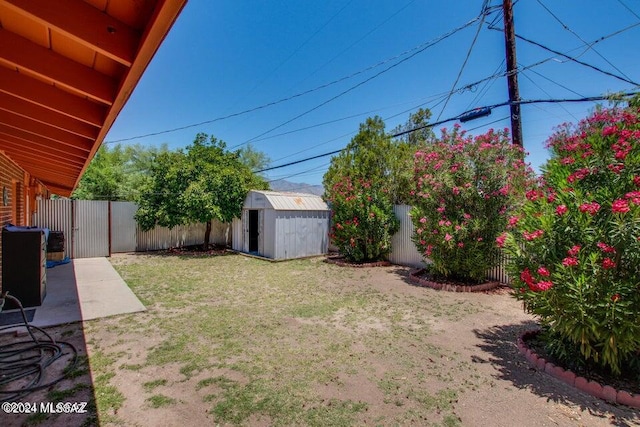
[
  {"left": 513, "top": 32, "right": 640, "bottom": 87},
  {"left": 255, "top": 91, "right": 639, "bottom": 173},
  {"left": 0, "top": 293, "right": 79, "bottom": 402},
  {"left": 519, "top": 68, "right": 579, "bottom": 121},
  {"left": 437, "top": 0, "right": 490, "bottom": 121},
  {"left": 289, "top": 0, "right": 418, "bottom": 91},
  {"left": 535, "top": 0, "right": 634, "bottom": 83},
  {"left": 232, "top": 12, "right": 492, "bottom": 149},
  {"left": 616, "top": 0, "right": 640, "bottom": 20},
  {"left": 227, "top": 0, "right": 355, "bottom": 113},
  {"left": 106, "top": 14, "right": 482, "bottom": 145}
]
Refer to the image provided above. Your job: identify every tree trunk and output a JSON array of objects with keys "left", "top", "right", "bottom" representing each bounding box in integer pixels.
[{"left": 204, "top": 220, "right": 212, "bottom": 250}]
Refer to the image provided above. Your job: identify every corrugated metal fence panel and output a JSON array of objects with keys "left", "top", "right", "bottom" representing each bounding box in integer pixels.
[
  {"left": 136, "top": 222, "right": 209, "bottom": 251},
  {"left": 74, "top": 200, "right": 109, "bottom": 258},
  {"left": 487, "top": 250, "right": 512, "bottom": 284},
  {"left": 388, "top": 205, "right": 424, "bottom": 268},
  {"left": 32, "top": 199, "right": 73, "bottom": 259},
  {"left": 111, "top": 202, "right": 137, "bottom": 253}
]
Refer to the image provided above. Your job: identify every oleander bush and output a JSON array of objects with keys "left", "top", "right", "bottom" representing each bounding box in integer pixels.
[{"left": 503, "top": 100, "right": 640, "bottom": 374}]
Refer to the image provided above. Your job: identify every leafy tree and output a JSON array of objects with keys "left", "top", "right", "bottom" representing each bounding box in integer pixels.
[
  {"left": 238, "top": 143, "right": 271, "bottom": 172},
  {"left": 72, "top": 143, "right": 169, "bottom": 201},
  {"left": 391, "top": 107, "right": 434, "bottom": 146},
  {"left": 135, "top": 133, "right": 268, "bottom": 247},
  {"left": 323, "top": 117, "right": 400, "bottom": 262}
]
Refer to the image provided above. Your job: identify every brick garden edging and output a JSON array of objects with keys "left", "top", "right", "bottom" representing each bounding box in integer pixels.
[
  {"left": 324, "top": 256, "right": 392, "bottom": 268},
  {"left": 408, "top": 268, "right": 501, "bottom": 292},
  {"left": 518, "top": 330, "right": 640, "bottom": 409}
]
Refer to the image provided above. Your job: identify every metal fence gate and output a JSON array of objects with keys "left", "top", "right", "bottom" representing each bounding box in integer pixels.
[{"left": 32, "top": 199, "right": 226, "bottom": 258}]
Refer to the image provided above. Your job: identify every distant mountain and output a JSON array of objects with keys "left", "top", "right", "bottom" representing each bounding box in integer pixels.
[{"left": 268, "top": 180, "right": 324, "bottom": 196}]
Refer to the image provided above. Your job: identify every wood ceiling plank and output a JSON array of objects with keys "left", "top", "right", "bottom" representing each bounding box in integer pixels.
[
  {"left": 0, "top": 110, "right": 94, "bottom": 151},
  {"left": 37, "top": 180, "right": 74, "bottom": 196},
  {"left": 0, "top": 136, "right": 86, "bottom": 166},
  {"left": 2, "top": 151, "right": 81, "bottom": 176},
  {"left": 0, "top": 93, "right": 99, "bottom": 140},
  {"left": 0, "top": 66, "right": 107, "bottom": 127},
  {"left": 0, "top": 124, "right": 91, "bottom": 156},
  {"left": 0, "top": 29, "right": 118, "bottom": 104},
  {"left": 0, "top": 0, "right": 140, "bottom": 66}
]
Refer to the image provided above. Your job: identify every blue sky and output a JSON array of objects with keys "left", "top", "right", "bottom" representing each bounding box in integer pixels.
[{"left": 105, "top": 0, "right": 640, "bottom": 188}]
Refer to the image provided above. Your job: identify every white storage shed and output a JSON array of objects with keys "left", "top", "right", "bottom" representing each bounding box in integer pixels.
[{"left": 232, "top": 190, "right": 330, "bottom": 260}]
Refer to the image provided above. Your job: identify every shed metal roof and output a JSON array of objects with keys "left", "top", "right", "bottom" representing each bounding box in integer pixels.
[{"left": 244, "top": 190, "right": 329, "bottom": 211}]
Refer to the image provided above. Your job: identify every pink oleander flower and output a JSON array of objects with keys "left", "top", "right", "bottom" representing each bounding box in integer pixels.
[
  {"left": 556, "top": 205, "right": 568, "bottom": 215},
  {"left": 496, "top": 233, "right": 506, "bottom": 248},
  {"left": 602, "top": 258, "right": 616, "bottom": 270},
  {"left": 596, "top": 242, "right": 616, "bottom": 254},
  {"left": 444, "top": 233, "right": 452, "bottom": 242},
  {"left": 537, "top": 266, "right": 550, "bottom": 277},
  {"left": 579, "top": 202, "right": 600, "bottom": 215},
  {"left": 535, "top": 281, "right": 553, "bottom": 291},
  {"left": 611, "top": 199, "right": 630, "bottom": 213},
  {"left": 568, "top": 245, "right": 581, "bottom": 256},
  {"left": 562, "top": 257, "right": 579, "bottom": 267},
  {"left": 520, "top": 268, "right": 534, "bottom": 286},
  {"left": 523, "top": 229, "right": 544, "bottom": 241}
]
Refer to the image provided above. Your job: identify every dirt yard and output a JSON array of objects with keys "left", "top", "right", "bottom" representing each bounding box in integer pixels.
[{"left": 2, "top": 253, "right": 639, "bottom": 426}]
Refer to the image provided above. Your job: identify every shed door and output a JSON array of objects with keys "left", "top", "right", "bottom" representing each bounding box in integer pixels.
[{"left": 248, "top": 210, "right": 259, "bottom": 253}]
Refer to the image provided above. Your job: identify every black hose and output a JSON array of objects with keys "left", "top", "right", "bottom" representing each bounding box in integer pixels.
[{"left": 0, "top": 293, "right": 79, "bottom": 402}]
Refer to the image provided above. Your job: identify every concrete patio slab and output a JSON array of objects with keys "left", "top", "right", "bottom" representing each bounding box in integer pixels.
[{"left": 1, "top": 257, "right": 145, "bottom": 331}]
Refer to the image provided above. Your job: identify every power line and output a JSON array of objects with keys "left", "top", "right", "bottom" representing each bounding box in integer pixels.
[
  {"left": 288, "top": 0, "right": 418, "bottom": 92},
  {"left": 535, "top": 0, "right": 634, "bottom": 83},
  {"left": 437, "top": 0, "right": 490, "bottom": 121},
  {"left": 264, "top": 91, "right": 452, "bottom": 167},
  {"left": 228, "top": 0, "right": 355, "bottom": 112},
  {"left": 233, "top": 11, "right": 492, "bottom": 149},
  {"left": 254, "top": 92, "right": 639, "bottom": 173},
  {"left": 519, "top": 69, "right": 579, "bottom": 122},
  {"left": 513, "top": 32, "right": 640, "bottom": 87},
  {"left": 106, "top": 25, "right": 470, "bottom": 144},
  {"left": 616, "top": 0, "right": 640, "bottom": 21}
]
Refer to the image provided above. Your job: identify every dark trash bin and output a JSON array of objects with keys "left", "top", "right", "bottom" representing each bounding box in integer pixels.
[{"left": 2, "top": 225, "right": 48, "bottom": 309}]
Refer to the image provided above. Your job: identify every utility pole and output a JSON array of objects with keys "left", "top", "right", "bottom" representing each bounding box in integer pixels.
[{"left": 503, "top": 0, "right": 523, "bottom": 146}]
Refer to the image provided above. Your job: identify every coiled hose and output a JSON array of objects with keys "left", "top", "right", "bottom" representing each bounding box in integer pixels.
[{"left": 0, "top": 292, "right": 79, "bottom": 402}]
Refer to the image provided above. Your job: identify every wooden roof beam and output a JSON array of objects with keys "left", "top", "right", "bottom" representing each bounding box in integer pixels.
[
  {"left": 0, "top": 66, "right": 106, "bottom": 127},
  {"left": 3, "top": 151, "right": 82, "bottom": 176},
  {"left": 0, "top": 29, "right": 118, "bottom": 105},
  {"left": 37, "top": 180, "right": 73, "bottom": 196},
  {"left": 0, "top": 110, "right": 94, "bottom": 151},
  {"left": 0, "top": 124, "right": 91, "bottom": 156},
  {"left": 0, "top": 0, "right": 140, "bottom": 67},
  {"left": 14, "top": 162, "right": 80, "bottom": 181},
  {"left": 0, "top": 136, "right": 87, "bottom": 167},
  {"left": 0, "top": 93, "right": 99, "bottom": 140}
]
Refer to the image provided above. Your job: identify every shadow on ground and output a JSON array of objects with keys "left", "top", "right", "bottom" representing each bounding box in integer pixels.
[{"left": 473, "top": 322, "right": 640, "bottom": 427}]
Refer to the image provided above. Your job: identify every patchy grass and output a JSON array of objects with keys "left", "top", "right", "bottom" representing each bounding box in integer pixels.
[
  {"left": 142, "top": 379, "right": 168, "bottom": 391},
  {"left": 78, "top": 254, "right": 507, "bottom": 425},
  {"left": 146, "top": 394, "right": 177, "bottom": 408}
]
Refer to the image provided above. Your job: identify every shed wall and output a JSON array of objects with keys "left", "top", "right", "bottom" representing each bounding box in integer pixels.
[
  {"left": 273, "top": 210, "right": 329, "bottom": 260},
  {"left": 232, "top": 217, "right": 243, "bottom": 252}
]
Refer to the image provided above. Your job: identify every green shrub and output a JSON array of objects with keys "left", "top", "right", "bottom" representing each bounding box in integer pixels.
[
  {"left": 504, "top": 102, "right": 640, "bottom": 374},
  {"left": 410, "top": 125, "right": 532, "bottom": 282},
  {"left": 328, "top": 177, "right": 399, "bottom": 263}
]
